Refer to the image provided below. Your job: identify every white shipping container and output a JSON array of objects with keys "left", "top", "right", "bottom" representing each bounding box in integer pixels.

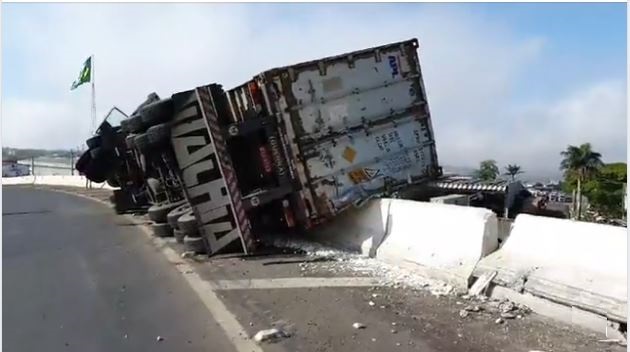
[{"left": 256, "top": 39, "right": 441, "bottom": 216}]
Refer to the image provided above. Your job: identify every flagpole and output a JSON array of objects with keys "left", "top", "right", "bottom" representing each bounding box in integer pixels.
[{"left": 91, "top": 54, "right": 96, "bottom": 134}]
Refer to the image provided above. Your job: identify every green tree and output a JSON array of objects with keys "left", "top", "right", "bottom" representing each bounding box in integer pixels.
[
  {"left": 560, "top": 143, "right": 604, "bottom": 220},
  {"left": 504, "top": 164, "right": 523, "bottom": 181},
  {"left": 475, "top": 160, "right": 500, "bottom": 181},
  {"left": 582, "top": 163, "right": 626, "bottom": 218}
]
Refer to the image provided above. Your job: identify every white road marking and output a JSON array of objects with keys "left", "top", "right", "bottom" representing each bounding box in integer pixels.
[
  {"left": 46, "top": 188, "right": 263, "bottom": 352},
  {"left": 213, "top": 277, "right": 384, "bottom": 290}
]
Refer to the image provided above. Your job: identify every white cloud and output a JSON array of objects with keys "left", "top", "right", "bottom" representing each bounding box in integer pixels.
[{"left": 1, "top": 4, "right": 625, "bottom": 179}]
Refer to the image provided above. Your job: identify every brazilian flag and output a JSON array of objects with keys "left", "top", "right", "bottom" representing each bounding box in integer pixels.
[{"left": 70, "top": 57, "right": 91, "bottom": 90}]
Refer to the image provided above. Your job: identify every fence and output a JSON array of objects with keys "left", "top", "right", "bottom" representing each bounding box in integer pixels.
[{"left": 16, "top": 157, "right": 75, "bottom": 176}]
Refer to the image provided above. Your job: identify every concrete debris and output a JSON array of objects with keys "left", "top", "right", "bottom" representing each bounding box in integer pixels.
[
  {"left": 371, "top": 338, "right": 377, "bottom": 342},
  {"left": 391, "top": 329, "right": 397, "bottom": 334},
  {"left": 459, "top": 310, "right": 469, "bottom": 318},
  {"left": 391, "top": 322, "right": 397, "bottom": 326},
  {"left": 495, "top": 318, "right": 504, "bottom": 324},
  {"left": 249, "top": 322, "right": 254, "bottom": 327},
  {"left": 380, "top": 305, "right": 386, "bottom": 309},
  {"left": 469, "top": 271, "right": 497, "bottom": 296},
  {"left": 253, "top": 328, "right": 289, "bottom": 343},
  {"left": 352, "top": 322, "right": 366, "bottom": 329},
  {"left": 598, "top": 338, "right": 623, "bottom": 344},
  {"left": 606, "top": 321, "right": 627, "bottom": 342},
  {"left": 396, "top": 342, "right": 401, "bottom": 346},
  {"left": 180, "top": 251, "right": 195, "bottom": 259},
  {"left": 461, "top": 294, "right": 471, "bottom": 300},
  {"left": 464, "top": 305, "right": 481, "bottom": 312},
  {"left": 498, "top": 301, "right": 515, "bottom": 313},
  {"left": 500, "top": 312, "right": 517, "bottom": 319},
  {"left": 368, "top": 301, "right": 376, "bottom": 306},
  {"left": 156, "top": 336, "right": 164, "bottom": 342},
  {"left": 371, "top": 293, "right": 380, "bottom": 298}
]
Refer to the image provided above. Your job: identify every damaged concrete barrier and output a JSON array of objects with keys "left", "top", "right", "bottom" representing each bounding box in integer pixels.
[
  {"left": 474, "top": 214, "right": 627, "bottom": 324},
  {"left": 309, "top": 198, "right": 499, "bottom": 289},
  {"left": 377, "top": 199, "right": 499, "bottom": 288}
]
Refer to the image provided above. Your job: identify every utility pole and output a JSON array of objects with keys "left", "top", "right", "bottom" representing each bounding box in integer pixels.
[{"left": 70, "top": 149, "right": 75, "bottom": 176}]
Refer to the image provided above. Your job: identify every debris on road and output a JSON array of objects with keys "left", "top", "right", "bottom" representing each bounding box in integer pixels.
[
  {"left": 156, "top": 336, "right": 164, "bottom": 342},
  {"left": 495, "top": 318, "right": 504, "bottom": 324},
  {"left": 500, "top": 312, "right": 517, "bottom": 319},
  {"left": 253, "top": 328, "right": 289, "bottom": 343},
  {"left": 180, "top": 251, "right": 195, "bottom": 259},
  {"left": 499, "top": 301, "right": 515, "bottom": 313},
  {"left": 459, "top": 309, "right": 469, "bottom": 318},
  {"left": 368, "top": 301, "right": 376, "bottom": 306},
  {"left": 464, "top": 305, "right": 481, "bottom": 312},
  {"left": 352, "top": 322, "right": 366, "bottom": 329}
]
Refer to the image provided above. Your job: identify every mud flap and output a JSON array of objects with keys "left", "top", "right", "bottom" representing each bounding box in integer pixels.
[{"left": 169, "top": 86, "right": 254, "bottom": 255}]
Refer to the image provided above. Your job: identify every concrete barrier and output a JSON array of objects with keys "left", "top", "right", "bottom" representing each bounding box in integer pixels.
[
  {"left": 309, "top": 198, "right": 499, "bottom": 288},
  {"left": 1, "top": 175, "right": 114, "bottom": 189},
  {"left": 474, "top": 214, "right": 627, "bottom": 322}
]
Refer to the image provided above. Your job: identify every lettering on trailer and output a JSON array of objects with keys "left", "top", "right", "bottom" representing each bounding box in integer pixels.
[
  {"left": 170, "top": 91, "right": 242, "bottom": 254},
  {"left": 388, "top": 55, "right": 400, "bottom": 78}
]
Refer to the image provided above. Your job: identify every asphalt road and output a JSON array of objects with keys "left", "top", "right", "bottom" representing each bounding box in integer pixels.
[
  {"left": 3, "top": 186, "right": 235, "bottom": 352},
  {"left": 3, "top": 186, "right": 623, "bottom": 352}
]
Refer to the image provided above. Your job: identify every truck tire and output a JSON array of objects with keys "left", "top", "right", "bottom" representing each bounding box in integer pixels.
[
  {"left": 184, "top": 236, "right": 206, "bottom": 254},
  {"left": 174, "top": 229, "right": 185, "bottom": 243},
  {"left": 127, "top": 114, "right": 145, "bottom": 133},
  {"left": 75, "top": 150, "right": 91, "bottom": 172},
  {"left": 132, "top": 92, "right": 161, "bottom": 116},
  {"left": 140, "top": 98, "right": 174, "bottom": 127},
  {"left": 120, "top": 118, "right": 132, "bottom": 133},
  {"left": 134, "top": 133, "right": 150, "bottom": 153},
  {"left": 147, "top": 200, "right": 186, "bottom": 223},
  {"left": 89, "top": 147, "right": 103, "bottom": 159},
  {"left": 177, "top": 211, "right": 199, "bottom": 235},
  {"left": 147, "top": 123, "right": 171, "bottom": 148},
  {"left": 106, "top": 176, "right": 120, "bottom": 188},
  {"left": 167, "top": 203, "right": 191, "bottom": 229},
  {"left": 86, "top": 135, "right": 101, "bottom": 149},
  {"left": 152, "top": 222, "right": 173, "bottom": 237}
]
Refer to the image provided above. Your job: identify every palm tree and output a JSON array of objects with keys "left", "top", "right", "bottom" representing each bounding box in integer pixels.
[
  {"left": 560, "top": 143, "right": 604, "bottom": 220},
  {"left": 504, "top": 164, "right": 523, "bottom": 181}
]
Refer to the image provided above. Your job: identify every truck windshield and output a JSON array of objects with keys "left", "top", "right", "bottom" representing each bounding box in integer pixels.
[{"left": 103, "top": 107, "right": 128, "bottom": 128}]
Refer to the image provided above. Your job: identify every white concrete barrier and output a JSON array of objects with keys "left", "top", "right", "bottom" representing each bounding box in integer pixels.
[
  {"left": 309, "top": 198, "right": 499, "bottom": 288},
  {"left": 377, "top": 200, "right": 498, "bottom": 288},
  {"left": 1, "top": 175, "right": 114, "bottom": 189},
  {"left": 474, "top": 214, "right": 627, "bottom": 322}
]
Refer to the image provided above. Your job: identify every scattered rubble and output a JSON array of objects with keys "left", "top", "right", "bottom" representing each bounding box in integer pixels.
[
  {"left": 253, "top": 328, "right": 289, "bottom": 343},
  {"left": 368, "top": 301, "right": 376, "bottom": 306},
  {"left": 156, "top": 336, "right": 164, "bottom": 342},
  {"left": 459, "top": 310, "right": 469, "bottom": 318},
  {"left": 499, "top": 301, "right": 515, "bottom": 313},
  {"left": 352, "top": 322, "right": 366, "bottom": 329},
  {"left": 500, "top": 312, "right": 517, "bottom": 319},
  {"left": 495, "top": 318, "right": 504, "bottom": 324},
  {"left": 180, "top": 251, "right": 195, "bottom": 259}
]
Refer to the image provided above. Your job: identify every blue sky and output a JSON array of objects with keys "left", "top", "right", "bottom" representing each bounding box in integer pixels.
[{"left": 2, "top": 3, "right": 626, "bottom": 180}]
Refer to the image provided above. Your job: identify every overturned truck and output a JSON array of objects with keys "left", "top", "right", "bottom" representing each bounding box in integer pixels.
[{"left": 79, "top": 38, "right": 442, "bottom": 255}]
